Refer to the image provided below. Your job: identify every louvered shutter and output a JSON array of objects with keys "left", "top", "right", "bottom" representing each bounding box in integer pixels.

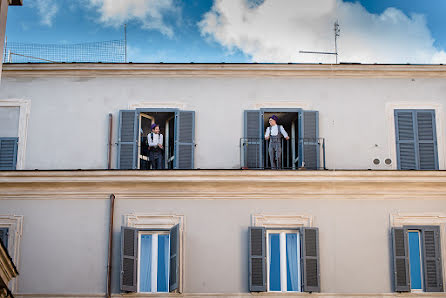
[
  {"left": 117, "top": 110, "right": 137, "bottom": 169},
  {"left": 299, "top": 111, "right": 319, "bottom": 169},
  {"left": 0, "top": 227, "right": 8, "bottom": 250},
  {"left": 421, "top": 226, "right": 443, "bottom": 292},
  {"left": 169, "top": 224, "right": 180, "bottom": 292},
  {"left": 243, "top": 110, "right": 262, "bottom": 169},
  {"left": 416, "top": 111, "right": 438, "bottom": 170},
  {"left": 392, "top": 228, "right": 410, "bottom": 292},
  {"left": 120, "top": 227, "right": 138, "bottom": 292},
  {"left": 301, "top": 227, "right": 320, "bottom": 292},
  {"left": 175, "top": 111, "right": 195, "bottom": 169},
  {"left": 249, "top": 227, "right": 266, "bottom": 292},
  {"left": 0, "top": 137, "right": 18, "bottom": 170}
]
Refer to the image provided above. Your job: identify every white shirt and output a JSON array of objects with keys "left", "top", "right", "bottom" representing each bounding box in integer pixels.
[
  {"left": 148, "top": 133, "right": 163, "bottom": 148},
  {"left": 265, "top": 125, "right": 289, "bottom": 138}
]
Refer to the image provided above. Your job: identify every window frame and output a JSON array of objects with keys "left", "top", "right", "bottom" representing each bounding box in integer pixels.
[
  {"left": 137, "top": 230, "right": 171, "bottom": 293},
  {"left": 266, "top": 228, "right": 301, "bottom": 293},
  {"left": 407, "top": 229, "right": 424, "bottom": 292}
]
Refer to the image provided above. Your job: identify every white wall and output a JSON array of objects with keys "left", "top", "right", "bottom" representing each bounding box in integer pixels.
[{"left": 0, "top": 76, "right": 445, "bottom": 170}]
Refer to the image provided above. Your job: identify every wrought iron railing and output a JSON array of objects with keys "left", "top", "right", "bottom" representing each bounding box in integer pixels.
[{"left": 240, "top": 137, "right": 326, "bottom": 170}]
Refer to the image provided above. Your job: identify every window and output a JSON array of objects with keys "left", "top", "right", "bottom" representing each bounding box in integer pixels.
[
  {"left": 249, "top": 227, "right": 320, "bottom": 293},
  {"left": 392, "top": 226, "right": 443, "bottom": 292},
  {"left": 242, "top": 109, "right": 321, "bottom": 170},
  {"left": 394, "top": 109, "right": 438, "bottom": 170},
  {"left": 0, "top": 227, "right": 8, "bottom": 250},
  {"left": 120, "top": 225, "right": 180, "bottom": 293},
  {"left": 117, "top": 109, "right": 195, "bottom": 170}
]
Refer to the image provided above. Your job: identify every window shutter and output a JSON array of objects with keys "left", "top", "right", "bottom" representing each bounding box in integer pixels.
[
  {"left": 416, "top": 111, "right": 438, "bottom": 170},
  {"left": 0, "top": 227, "right": 8, "bottom": 250},
  {"left": 391, "top": 227, "right": 410, "bottom": 292},
  {"left": 169, "top": 224, "right": 180, "bottom": 292},
  {"left": 117, "top": 110, "right": 137, "bottom": 169},
  {"left": 120, "top": 227, "right": 138, "bottom": 292},
  {"left": 249, "top": 227, "right": 266, "bottom": 292},
  {"left": 299, "top": 111, "right": 319, "bottom": 169},
  {"left": 0, "top": 137, "right": 18, "bottom": 170},
  {"left": 243, "top": 110, "right": 262, "bottom": 169},
  {"left": 301, "top": 227, "right": 320, "bottom": 292},
  {"left": 395, "top": 110, "right": 417, "bottom": 169},
  {"left": 175, "top": 111, "right": 195, "bottom": 169},
  {"left": 421, "top": 226, "right": 443, "bottom": 292}
]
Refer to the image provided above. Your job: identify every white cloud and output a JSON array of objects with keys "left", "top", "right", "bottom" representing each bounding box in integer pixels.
[
  {"left": 31, "top": 0, "right": 59, "bottom": 27},
  {"left": 87, "top": 0, "right": 180, "bottom": 38},
  {"left": 199, "top": 0, "right": 446, "bottom": 64}
]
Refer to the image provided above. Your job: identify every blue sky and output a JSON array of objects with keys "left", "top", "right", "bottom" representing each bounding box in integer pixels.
[{"left": 5, "top": 0, "right": 446, "bottom": 63}]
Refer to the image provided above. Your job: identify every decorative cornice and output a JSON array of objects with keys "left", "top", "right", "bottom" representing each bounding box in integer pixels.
[
  {"left": 0, "top": 244, "right": 18, "bottom": 289},
  {"left": 0, "top": 170, "right": 446, "bottom": 200},
  {"left": 3, "top": 63, "right": 446, "bottom": 78}
]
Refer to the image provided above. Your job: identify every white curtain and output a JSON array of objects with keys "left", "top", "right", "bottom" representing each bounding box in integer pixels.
[
  {"left": 286, "top": 233, "right": 299, "bottom": 291},
  {"left": 140, "top": 235, "right": 152, "bottom": 292}
]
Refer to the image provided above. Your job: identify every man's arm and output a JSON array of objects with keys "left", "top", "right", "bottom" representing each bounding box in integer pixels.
[
  {"left": 264, "top": 127, "right": 270, "bottom": 140},
  {"left": 280, "top": 125, "right": 290, "bottom": 140},
  {"left": 147, "top": 133, "right": 157, "bottom": 147}
]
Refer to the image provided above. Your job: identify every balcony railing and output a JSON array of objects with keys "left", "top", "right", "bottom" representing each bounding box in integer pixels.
[{"left": 240, "top": 138, "right": 326, "bottom": 170}]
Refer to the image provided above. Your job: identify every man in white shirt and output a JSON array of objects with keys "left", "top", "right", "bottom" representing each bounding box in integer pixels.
[
  {"left": 148, "top": 123, "right": 164, "bottom": 169},
  {"left": 265, "top": 115, "right": 289, "bottom": 169}
]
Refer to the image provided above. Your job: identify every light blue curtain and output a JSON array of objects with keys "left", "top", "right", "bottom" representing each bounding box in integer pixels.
[
  {"left": 269, "top": 234, "right": 281, "bottom": 291},
  {"left": 157, "top": 235, "right": 169, "bottom": 292},
  {"left": 140, "top": 235, "right": 152, "bottom": 292},
  {"left": 286, "top": 233, "right": 299, "bottom": 291},
  {"left": 408, "top": 231, "right": 423, "bottom": 290}
]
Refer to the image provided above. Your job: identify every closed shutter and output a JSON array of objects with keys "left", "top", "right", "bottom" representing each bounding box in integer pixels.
[
  {"left": 0, "top": 227, "right": 8, "bottom": 250},
  {"left": 301, "top": 227, "right": 320, "bottom": 292},
  {"left": 421, "top": 226, "right": 443, "bottom": 292},
  {"left": 117, "top": 110, "right": 137, "bottom": 169},
  {"left": 0, "top": 137, "right": 18, "bottom": 170},
  {"left": 392, "top": 228, "right": 410, "bottom": 292},
  {"left": 299, "top": 111, "right": 319, "bottom": 169},
  {"left": 169, "top": 224, "right": 180, "bottom": 292},
  {"left": 249, "top": 227, "right": 266, "bottom": 292},
  {"left": 395, "top": 110, "right": 438, "bottom": 170},
  {"left": 175, "top": 111, "right": 195, "bottom": 169},
  {"left": 120, "top": 227, "right": 138, "bottom": 292},
  {"left": 243, "top": 110, "right": 262, "bottom": 169},
  {"left": 416, "top": 111, "right": 438, "bottom": 170}
]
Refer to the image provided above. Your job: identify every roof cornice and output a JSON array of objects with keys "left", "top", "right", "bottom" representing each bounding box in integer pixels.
[{"left": 3, "top": 63, "right": 446, "bottom": 78}]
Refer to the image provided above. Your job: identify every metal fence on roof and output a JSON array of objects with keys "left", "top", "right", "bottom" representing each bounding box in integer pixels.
[{"left": 3, "top": 39, "right": 126, "bottom": 63}]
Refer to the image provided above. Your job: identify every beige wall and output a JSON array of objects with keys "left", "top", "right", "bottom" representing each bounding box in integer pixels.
[
  {"left": 0, "top": 170, "right": 445, "bottom": 296},
  {"left": 0, "top": 64, "right": 445, "bottom": 171}
]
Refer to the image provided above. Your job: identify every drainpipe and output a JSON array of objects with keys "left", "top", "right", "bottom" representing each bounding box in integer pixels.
[
  {"left": 107, "top": 113, "right": 113, "bottom": 170},
  {"left": 106, "top": 194, "right": 115, "bottom": 298}
]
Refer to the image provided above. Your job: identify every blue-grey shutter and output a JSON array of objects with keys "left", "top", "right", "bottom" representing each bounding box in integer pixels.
[
  {"left": 416, "top": 111, "right": 438, "bottom": 170},
  {"left": 249, "top": 227, "right": 266, "bottom": 292},
  {"left": 421, "top": 226, "right": 443, "bottom": 292},
  {"left": 395, "top": 110, "right": 438, "bottom": 170},
  {"left": 0, "top": 137, "right": 18, "bottom": 170},
  {"left": 301, "top": 227, "right": 320, "bottom": 292},
  {"left": 243, "top": 110, "right": 262, "bottom": 169},
  {"left": 0, "top": 227, "right": 8, "bottom": 250},
  {"left": 299, "top": 111, "right": 319, "bottom": 169},
  {"left": 175, "top": 111, "right": 195, "bottom": 169},
  {"left": 120, "top": 227, "right": 138, "bottom": 292},
  {"left": 117, "top": 110, "right": 137, "bottom": 169},
  {"left": 392, "top": 227, "right": 410, "bottom": 292},
  {"left": 169, "top": 224, "right": 180, "bottom": 292}
]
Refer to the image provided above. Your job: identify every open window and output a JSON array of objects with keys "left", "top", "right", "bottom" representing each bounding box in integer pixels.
[
  {"left": 120, "top": 225, "right": 181, "bottom": 293},
  {"left": 242, "top": 109, "right": 321, "bottom": 170},
  {"left": 117, "top": 109, "right": 195, "bottom": 170},
  {"left": 392, "top": 226, "right": 443, "bottom": 292},
  {"left": 0, "top": 106, "right": 20, "bottom": 170},
  {"left": 249, "top": 227, "right": 320, "bottom": 293}
]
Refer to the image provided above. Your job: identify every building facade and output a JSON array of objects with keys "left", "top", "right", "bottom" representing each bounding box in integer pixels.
[{"left": 0, "top": 63, "right": 445, "bottom": 297}]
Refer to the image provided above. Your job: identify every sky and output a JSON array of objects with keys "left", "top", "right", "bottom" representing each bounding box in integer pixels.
[{"left": 5, "top": 0, "right": 446, "bottom": 63}]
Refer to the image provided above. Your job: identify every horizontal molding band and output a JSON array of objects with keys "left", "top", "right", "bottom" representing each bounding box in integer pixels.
[{"left": 3, "top": 63, "right": 446, "bottom": 78}]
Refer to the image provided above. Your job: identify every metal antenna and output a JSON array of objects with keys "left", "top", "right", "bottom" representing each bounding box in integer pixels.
[
  {"left": 124, "top": 24, "right": 127, "bottom": 63},
  {"left": 300, "top": 20, "right": 340, "bottom": 64}
]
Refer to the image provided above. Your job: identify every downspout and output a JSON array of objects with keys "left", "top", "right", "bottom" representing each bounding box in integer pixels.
[
  {"left": 107, "top": 113, "right": 113, "bottom": 170},
  {"left": 106, "top": 194, "right": 115, "bottom": 298}
]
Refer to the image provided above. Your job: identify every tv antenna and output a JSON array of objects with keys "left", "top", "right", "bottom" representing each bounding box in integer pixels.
[{"left": 300, "top": 20, "right": 340, "bottom": 64}]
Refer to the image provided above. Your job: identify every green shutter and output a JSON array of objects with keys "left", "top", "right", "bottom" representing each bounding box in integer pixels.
[
  {"left": 301, "top": 227, "right": 320, "bottom": 292},
  {"left": 174, "top": 111, "right": 195, "bottom": 169},
  {"left": 392, "top": 228, "right": 410, "bottom": 292},
  {"left": 117, "top": 110, "right": 137, "bottom": 169},
  {"left": 299, "top": 111, "right": 319, "bottom": 169},
  {"left": 421, "top": 226, "right": 443, "bottom": 292},
  {"left": 169, "top": 224, "right": 180, "bottom": 292},
  {"left": 243, "top": 110, "right": 262, "bottom": 169},
  {"left": 120, "top": 227, "right": 138, "bottom": 292},
  {"left": 0, "top": 138, "right": 18, "bottom": 170}
]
